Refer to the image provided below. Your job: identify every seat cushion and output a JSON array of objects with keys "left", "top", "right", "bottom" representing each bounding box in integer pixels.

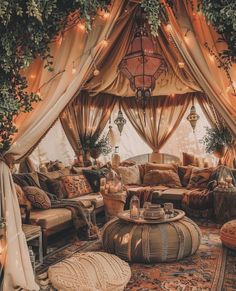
[
  {"left": 70, "top": 193, "right": 104, "bottom": 209},
  {"left": 30, "top": 208, "right": 72, "bottom": 229},
  {"left": 48, "top": 252, "right": 131, "bottom": 291},
  {"left": 160, "top": 188, "right": 188, "bottom": 200}
]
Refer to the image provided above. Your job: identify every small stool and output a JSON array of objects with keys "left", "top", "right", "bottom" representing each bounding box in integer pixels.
[{"left": 220, "top": 219, "right": 236, "bottom": 250}]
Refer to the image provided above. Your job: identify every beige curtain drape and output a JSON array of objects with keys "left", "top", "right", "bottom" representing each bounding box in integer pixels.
[
  {"left": 1, "top": 1, "right": 127, "bottom": 290},
  {"left": 164, "top": 0, "right": 236, "bottom": 136},
  {"left": 60, "top": 92, "right": 116, "bottom": 154},
  {"left": 121, "top": 93, "right": 191, "bottom": 152}
]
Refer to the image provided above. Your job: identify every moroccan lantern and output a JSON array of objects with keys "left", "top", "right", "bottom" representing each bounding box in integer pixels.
[
  {"left": 119, "top": 8, "right": 166, "bottom": 103},
  {"left": 114, "top": 107, "right": 126, "bottom": 135},
  {"left": 187, "top": 100, "right": 199, "bottom": 132}
]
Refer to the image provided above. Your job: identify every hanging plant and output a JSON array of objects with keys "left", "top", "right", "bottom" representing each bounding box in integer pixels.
[
  {"left": 0, "top": 0, "right": 111, "bottom": 155},
  {"left": 80, "top": 134, "right": 112, "bottom": 157}
]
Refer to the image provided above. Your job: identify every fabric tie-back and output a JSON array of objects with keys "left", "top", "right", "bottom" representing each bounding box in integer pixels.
[
  {"left": 60, "top": 92, "right": 116, "bottom": 154},
  {"left": 121, "top": 93, "right": 191, "bottom": 152},
  {"left": 0, "top": 1, "right": 127, "bottom": 289}
]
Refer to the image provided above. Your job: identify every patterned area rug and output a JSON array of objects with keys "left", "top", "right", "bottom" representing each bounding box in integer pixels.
[{"left": 36, "top": 224, "right": 236, "bottom": 290}]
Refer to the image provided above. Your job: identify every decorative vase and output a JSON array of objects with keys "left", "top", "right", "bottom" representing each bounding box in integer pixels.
[{"left": 213, "top": 145, "right": 226, "bottom": 159}]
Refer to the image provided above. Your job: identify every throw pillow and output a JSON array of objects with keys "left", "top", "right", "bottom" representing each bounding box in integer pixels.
[
  {"left": 182, "top": 152, "right": 197, "bottom": 166},
  {"left": 145, "top": 163, "right": 178, "bottom": 174},
  {"left": 46, "top": 179, "right": 68, "bottom": 199},
  {"left": 13, "top": 172, "right": 40, "bottom": 188},
  {"left": 14, "top": 183, "right": 31, "bottom": 208},
  {"left": 178, "top": 166, "right": 193, "bottom": 187},
  {"left": 60, "top": 175, "right": 93, "bottom": 198},
  {"left": 117, "top": 165, "right": 141, "bottom": 185},
  {"left": 143, "top": 169, "right": 182, "bottom": 188},
  {"left": 23, "top": 186, "right": 51, "bottom": 209},
  {"left": 187, "top": 167, "right": 213, "bottom": 189}
]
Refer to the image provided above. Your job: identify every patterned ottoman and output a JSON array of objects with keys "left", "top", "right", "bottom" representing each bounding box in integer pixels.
[
  {"left": 102, "top": 211, "right": 202, "bottom": 263},
  {"left": 48, "top": 252, "right": 131, "bottom": 291},
  {"left": 220, "top": 219, "right": 236, "bottom": 250}
]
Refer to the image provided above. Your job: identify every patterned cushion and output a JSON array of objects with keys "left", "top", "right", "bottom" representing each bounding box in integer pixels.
[
  {"left": 23, "top": 186, "right": 51, "bottom": 209},
  {"left": 220, "top": 220, "right": 236, "bottom": 250},
  {"left": 60, "top": 175, "right": 93, "bottom": 198},
  {"left": 143, "top": 169, "right": 182, "bottom": 188},
  {"left": 187, "top": 167, "right": 213, "bottom": 189},
  {"left": 14, "top": 183, "right": 31, "bottom": 208},
  {"left": 145, "top": 163, "right": 178, "bottom": 174},
  {"left": 48, "top": 252, "right": 131, "bottom": 291},
  {"left": 117, "top": 165, "right": 141, "bottom": 185}
]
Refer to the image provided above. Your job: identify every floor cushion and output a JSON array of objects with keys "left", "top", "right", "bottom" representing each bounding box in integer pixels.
[
  {"left": 220, "top": 219, "right": 236, "bottom": 250},
  {"left": 48, "top": 252, "right": 131, "bottom": 291}
]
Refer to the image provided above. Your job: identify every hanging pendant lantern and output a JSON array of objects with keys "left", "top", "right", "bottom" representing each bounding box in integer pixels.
[
  {"left": 118, "top": 7, "right": 166, "bottom": 103},
  {"left": 114, "top": 108, "right": 126, "bottom": 135},
  {"left": 187, "top": 100, "right": 199, "bottom": 132},
  {"left": 106, "top": 125, "right": 119, "bottom": 147}
]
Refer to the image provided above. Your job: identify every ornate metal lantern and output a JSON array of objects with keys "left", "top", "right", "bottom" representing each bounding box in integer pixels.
[
  {"left": 119, "top": 8, "right": 166, "bottom": 103},
  {"left": 114, "top": 108, "right": 126, "bottom": 135},
  {"left": 187, "top": 100, "right": 199, "bottom": 132}
]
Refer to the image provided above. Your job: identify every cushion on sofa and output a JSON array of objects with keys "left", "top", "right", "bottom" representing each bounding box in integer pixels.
[
  {"left": 178, "top": 166, "right": 193, "bottom": 187},
  {"left": 13, "top": 172, "right": 40, "bottom": 188},
  {"left": 143, "top": 169, "right": 182, "bottom": 188},
  {"left": 117, "top": 165, "right": 141, "bottom": 185},
  {"left": 182, "top": 152, "right": 196, "bottom": 166},
  {"left": 187, "top": 167, "right": 213, "bottom": 189},
  {"left": 14, "top": 183, "right": 31, "bottom": 208},
  {"left": 23, "top": 186, "right": 51, "bottom": 209},
  {"left": 46, "top": 178, "right": 68, "bottom": 199},
  {"left": 145, "top": 163, "right": 178, "bottom": 174},
  {"left": 30, "top": 208, "right": 72, "bottom": 229},
  {"left": 60, "top": 175, "right": 93, "bottom": 198}
]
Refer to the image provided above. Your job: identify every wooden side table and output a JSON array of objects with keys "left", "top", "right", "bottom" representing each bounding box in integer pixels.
[
  {"left": 213, "top": 187, "right": 236, "bottom": 223},
  {"left": 102, "top": 191, "right": 127, "bottom": 221},
  {"left": 22, "top": 224, "right": 43, "bottom": 266}
]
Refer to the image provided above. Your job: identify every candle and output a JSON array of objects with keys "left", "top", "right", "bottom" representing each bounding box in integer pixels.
[{"left": 131, "top": 205, "right": 139, "bottom": 218}]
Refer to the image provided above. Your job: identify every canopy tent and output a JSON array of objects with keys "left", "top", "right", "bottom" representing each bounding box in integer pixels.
[{"left": 0, "top": 0, "right": 236, "bottom": 289}]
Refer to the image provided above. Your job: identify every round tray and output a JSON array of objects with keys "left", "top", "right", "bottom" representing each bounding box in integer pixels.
[{"left": 117, "top": 209, "right": 185, "bottom": 224}]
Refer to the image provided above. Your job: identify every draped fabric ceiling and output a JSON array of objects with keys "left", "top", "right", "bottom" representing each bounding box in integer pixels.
[{"left": 1, "top": 0, "right": 236, "bottom": 290}]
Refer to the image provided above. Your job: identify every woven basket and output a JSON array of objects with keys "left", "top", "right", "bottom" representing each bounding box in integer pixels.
[
  {"left": 102, "top": 216, "right": 201, "bottom": 263},
  {"left": 103, "top": 192, "right": 126, "bottom": 221}
]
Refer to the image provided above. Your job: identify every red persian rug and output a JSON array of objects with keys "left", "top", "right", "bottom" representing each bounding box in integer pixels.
[
  {"left": 37, "top": 223, "right": 236, "bottom": 290},
  {"left": 125, "top": 225, "right": 233, "bottom": 291}
]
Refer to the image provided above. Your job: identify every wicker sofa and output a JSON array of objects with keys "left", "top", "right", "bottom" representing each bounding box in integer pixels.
[{"left": 14, "top": 169, "right": 104, "bottom": 255}]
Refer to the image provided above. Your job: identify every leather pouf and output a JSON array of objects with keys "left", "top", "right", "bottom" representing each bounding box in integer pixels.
[
  {"left": 102, "top": 217, "right": 202, "bottom": 263},
  {"left": 48, "top": 252, "right": 131, "bottom": 291},
  {"left": 220, "top": 219, "right": 236, "bottom": 250}
]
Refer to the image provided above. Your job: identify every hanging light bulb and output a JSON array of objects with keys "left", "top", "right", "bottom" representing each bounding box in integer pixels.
[
  {"left": 77, "top": 22, "right": 86, "bottom": 32},
  {"left": 72, "top": 62, "right": 76, "bottom": 74},
  {"left": 114, "top": 105, "right": 126, "bottom": 135},
  {"left": 178, "top": 62, "right": 185, "bottom": 68},
  {"left": 187, "top": 99, "right": 200, "bottom": 132},
  {"left": 93, "top": 68, "right": 100, "bottom": 76},
  {"left": 101, "top": 39, "right": 108, "bottom": 48}
]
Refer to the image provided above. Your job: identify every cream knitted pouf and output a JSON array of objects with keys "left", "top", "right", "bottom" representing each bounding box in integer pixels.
[
  {"left": 220, "top": 219, "right": 236, "bottom": 250},
  {"left": 48, "top": 252, "right": 131, "bottom": 291}
]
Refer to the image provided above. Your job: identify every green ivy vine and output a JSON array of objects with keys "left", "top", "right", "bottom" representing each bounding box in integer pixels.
[
  {"left": 199, "top": 1, "right": 236, "bottom": 66},
  {"left": 0, "top": 0, "right": 110, "bottom": 154}
]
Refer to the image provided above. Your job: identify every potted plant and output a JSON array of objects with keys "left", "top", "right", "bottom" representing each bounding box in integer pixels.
[
  {"left": 201, "top": 126, "right": 233, "bottom": 158},
  {"left": 80, "top": 134, "right": 112, "bottom": 160}
]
